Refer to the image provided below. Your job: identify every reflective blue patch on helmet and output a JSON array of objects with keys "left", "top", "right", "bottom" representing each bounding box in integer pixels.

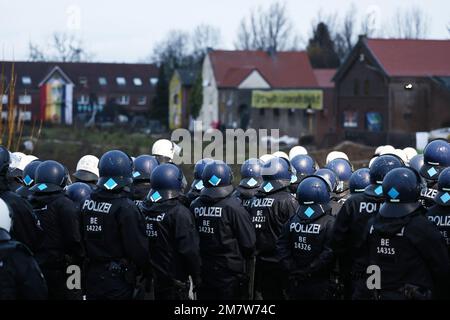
[
  {"left": 290, "top": 174, "right": 297, "bottom": 183},
  {"left": 150, "top": 191, "right": 162, "bottom": 202},
  {"left": 246, "top": 178, "right": 257, "bottom": 187},
  {"left": 428, "top": 167, "right": 437, "bottom": 177},
  {"left": 388, "top": 187, "right": 399, "bottom": 199},
  {"left": 133, "top": 171, "right": 141, "bottom": 178},
  {"left": 195, "top": 180, "right": 204, "bottom": 190},
  {"left": 104, "top": 178, "right": 118, "bottom": 190},
  {"left": 440, "top": 192, "right": 450, "bottom": 204},
  {"left": 263, "top": 182, "right": 274, "bottom": 193},
  {"left": 374, "top": 185, "right": 383, "bottom": 195},
  {"left": 37, "top": 183, "right": 47, "bottom": 191},
  {"left": 209, "top": 175, "right": 221, "bottom": 186},
  {"left": 23, "top": 175, "right": 33, "bottom": 186},
  {"left": 304, "top": 207, "right": 315, "bottom": 218}
]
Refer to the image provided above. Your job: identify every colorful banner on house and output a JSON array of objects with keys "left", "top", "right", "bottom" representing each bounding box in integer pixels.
[
  {"left": 251, "top": 90, "right": 323, "bottom": 110},
  {"left": 40, "top": 80, "right": 73, "bottom": 124}
]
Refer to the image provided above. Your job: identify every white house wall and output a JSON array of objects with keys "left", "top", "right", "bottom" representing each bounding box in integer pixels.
[{"left": 238, "top": 70, "right": 270, "bottom": 89}]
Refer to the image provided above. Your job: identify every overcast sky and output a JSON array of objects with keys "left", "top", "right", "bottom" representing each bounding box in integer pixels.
[{"left": 0, "top": 0, "right": 448, "bottom": 63}]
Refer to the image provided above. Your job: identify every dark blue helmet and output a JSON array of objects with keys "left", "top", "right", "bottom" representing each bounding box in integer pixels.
[
  {"left": 30, "top": 160, "right": 67, "bottom": 193},
  {"left": 201, "top": 160, "right": 234, "bottom": 198},
  {"left": 146, "top": 163, "right": 184, "bottom": 202},
  {"left": 408, "top": 154, "right": 424, "bottom": 175},
  {"left": 315, "top": 168, "right": 338, "bottom": 192},
  {"left": 365, "top": 155, "right": 404, "bottom": 198},
  {"left": 132, "top": 155, "right": 158, "bottom": 182},
  {"left": 21, "top": 160, "right": 42, "bottom": 187},
  {"left": 192, "top": 158, "right": 214, "bottom": 191},
  {"left": 420, "top": 139, "right": 450, "bottom": 181},
  {"left": 260, "top": 157, "right": 292, "bottom": 193},
  {"left": 66, "top": 182, "right": 92, "bottom": 206},
  {"left": 239, "top": 158, "right": 263, "bottom": 188},
  {"left": 97, "top": 150, "right": 133, "bottom": 191},
  {"left": 290, "top": 155, "right": 316, "bottom": 183},
  {"left": 349, "top": 168, "right": 371, "bottom": 194},
  {"left": 435, "top": 167, "right": 450, "bottom": 206},
  {"left": 0, "top": 146, "right": 10, "bottom": 175},
  {"left": 325, "top": 158, "right": 353, "bottom": 192},
  {"left": 296, "top": 176, "right": 331, "bottom": 218},
  {"left": 379, "top": 167, "right": 421, "bottom": 218}
]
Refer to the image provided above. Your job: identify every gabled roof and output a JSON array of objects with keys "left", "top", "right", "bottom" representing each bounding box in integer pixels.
[
  {"left": 38, "top": 66, "right": 74, "bottom": 86},
  {"left": 208, "top": 50, "right": 318, "bottom": 88},
  {"left": 313, "top": 69, "right": 336, "bottom": 88},
  {"left": 365, "top": 39, "right": 450, "bottom": 77},
  {"left": 0, "top": 61, "right": 159, "bottom": 93}
]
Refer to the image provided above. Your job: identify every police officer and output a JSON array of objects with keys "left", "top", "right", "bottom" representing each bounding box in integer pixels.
[
  {"left": 141, "top": 164, "right": 201, "bottom": 300},
  {"left": 315, "top": 168, "right": 341, "bottom": 216},
  {"left": 331, "top": 154, "right": 404, "bottom": 300},
  {"left": 16, "top": 160, "right": 42, "bottom": 200},
  {"left": 72, "top": 155, "right": 99, "bottom": 188},
  {"left": 426, "top": 167, "right": 450, "bottom": 257},
  {"left": 277, "top": 176, "right": 335, "bottom": 300},
  {"left": 190, "top": 160, "right": 255, "bottom": 300},
  {"left": 66, "top": 182, "right": 92, "bottom": 209},
  {"left": 186, "top": 158, "right": 214, "bottom": 205},
  {"left": 28, "top": 160, "right": 84, "bottom": 299},
  {"left": 325, "top": 158, "right": 353, "bottom": 203},
  {"left": 289, "top": 154, "right": 317, "bottom": 194},
  {"left": 232, "top": 158, "right": 263, "bottom": 211},
  {"left": 0, "top": 147, "right": 42, "bottom": 253},
  {"left": 131, "top": 155, "right": 159, "bottom": 206},
  {"left": 409, "top": 154, "right": 424, "bottom": 175},
  {"left": 349, "top": 168, "right": 371, "bottom": 194},
  {"left": 366, "top": 167, "right": 450, "bottom": 299},
  {"left": 248, "top": 157, "right": 298, "bottom": 299},
  {"left": 419, "top": 139, "right": 450, "bottom": 208},
  {"left": 289, "top": 146, "right": 308, "bottom": 160},
  {"left": 80, "top": 150, "right": 149, "bottom": 300},
  {"left": 0, "top": 198, "right": 48, "bottom": 299}
]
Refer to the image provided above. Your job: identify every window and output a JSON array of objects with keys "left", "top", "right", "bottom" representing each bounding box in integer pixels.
[
  {"left": 353, "top": 79, "right": 359, "bottom": 96},
  {"left": 366, "top": 112, "right": 383, "bottom": 132},
  {"left": 150, "top": 77, "right": 158, "bottom": 86},
  {"left": 289, "top": 109, "right": 295, "bottom": 124},
  {"left": 343, "top": 111, "right": 358, "bottom": 128},
  {"left": 77, "top": 95, "right": 89, "bottom": 105},
  {"left": 364, "top": 80, "right": 370, "bottom": 95},
  {"left": 18, "top": 95, "right": 32, "bottom": 105},
  {"left": 98, "top": 77, "right": 107, "bottom": 86},
  {"left": 79, "top": 76, "right": 88, "bottom": 87},
  {"left": 133, "top": 78, "right": 142, "bottom": 86},
  {"left": 22, "top": 76, "right": 32, "bottom": 85},
  {"left": 1, "top": 95, "right": 7, "bottom": 104},
  {"left": 259, "top": 108, "right": 265, "bottom": 116},
  {"left": 274, "top": 108, "right": 280, "bottom": 117},
  {"left": 98, "top": 96, "right": 107, "bottom": 105},
  {"left": 173, "top": 94, "right": 179, "bottom": 105},
  {"left": 137, "top": 96, "right": 147, "bottom": 105},
  {"left": 116, "top": 77, "right": 126, "bottom": 85},
  {"left": 117, "top": 95, "right": 130, "bottom": 105}
]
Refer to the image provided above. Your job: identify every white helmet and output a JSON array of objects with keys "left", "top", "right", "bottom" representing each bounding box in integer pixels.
[
  {"left": 380, "top": 145, "right": 395, "bottom": 155},
  {"left": 0, "top": 198, "right": 12, "bottom": 232},
  {"left": 289, "top": 146, "right": 308, "bottom": 160},
  {"left": 272, "top": 151, "right": 289, "bottom": 161},
  {"left": 326, "top": 151, "right": 349, "bottom": 164},
  {"left": 17, "top": 155, "right": 38, "bottom": 172},
  {"left": 391, "top": 149, "right": 408, "bottom": 164},
  {"left": 9, "top": 152, "right": 25, "bottom": 169},
  {"left": 152, "top": 139, "right": 180, "bottom": 160},
  {"left": 403, "top": 147, "right": 418, "bottom": 163},
  {"left": 73, "top": 155, "right": 99, "bottom": 182},
  {"left": 259, "top": 154, "right": 275, "bottom": 164},
  {"left": 374, "top": 146, "right": 385, "bottom": 156}
]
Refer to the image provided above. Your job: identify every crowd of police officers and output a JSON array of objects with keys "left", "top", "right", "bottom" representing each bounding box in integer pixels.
[{"left": 0, "top": 137, "right": 450, "bottom": 300}]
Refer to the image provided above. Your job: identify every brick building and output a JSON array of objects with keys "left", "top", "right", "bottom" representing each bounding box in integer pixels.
[
  {"left": 0, "top": 61, "right": 159, "bottom": 125},
  {"left": 333, "top": 37, "right": 450, "bottom": 147}
]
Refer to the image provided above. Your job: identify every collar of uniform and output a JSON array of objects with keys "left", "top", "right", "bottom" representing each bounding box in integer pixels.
[
  {"left": 0, "top": 228, "right": 11, "bottom": 241},
  {"left": 142, "top": 198, "right": 179, "bottom": 212}
]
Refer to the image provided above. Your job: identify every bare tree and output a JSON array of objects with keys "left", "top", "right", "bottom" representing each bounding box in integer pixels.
[
  {"left": 191, "top": 24, "right": 221, "bottom": 60},
  {"left": 391, "top": 6, "right": 429, "bottom": 39},
  {"left": 151, "top": 30, "right": 192, "bottom": 75},
  {"left": 28, "top": 32, "right": 92, "bottom": 62},
  {"left": 234, "top": 1, "right": 299, "bottom": 51}
]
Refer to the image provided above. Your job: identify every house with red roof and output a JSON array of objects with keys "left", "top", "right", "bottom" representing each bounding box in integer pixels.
[
  {"left": 199, "top": 49, "right": 335, "bottom": 142},
  {"left": 333, "top": 36, "right": 450, "bottom": 146}
]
